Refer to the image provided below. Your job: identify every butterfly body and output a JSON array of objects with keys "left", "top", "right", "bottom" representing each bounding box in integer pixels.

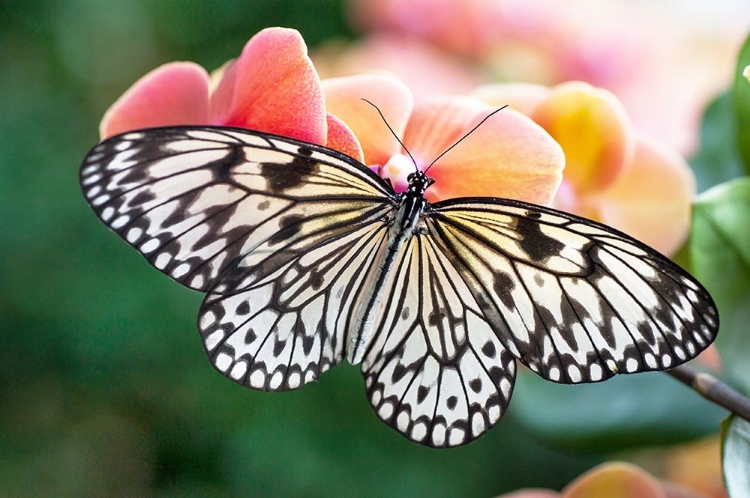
[{"left": 81, "top": 126, "right": 718, "bottom": 447}]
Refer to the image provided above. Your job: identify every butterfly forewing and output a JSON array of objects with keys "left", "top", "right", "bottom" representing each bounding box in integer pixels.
[
  {"left": 80, "top": 127, "right": 395, "bottom": 292},
  {"left": 428, "top": 200, "right": 718, "bottom": 384}
]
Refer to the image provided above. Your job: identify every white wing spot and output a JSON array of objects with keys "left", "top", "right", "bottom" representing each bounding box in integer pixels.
[
  {"left": 661, "top": 354, "right": 673, "bottom": 368},
  {"left": 141, "top": 239, "right": 160, "bottom": 253},
  {"left": 200, "top": 311, "right": 216, "bottom": 329},
  {"left": 204, "top": 330, "right": 224, "bottom": 351},
  {"left": 397, "top": 411, "right": 410, "bottom": 432},
  {"left": 215, "top": 352, "right": 232, "bottom": 372},
  {"left": 269, "top": 371, "right": 284, "bottom": 390},
  {"left": 249, "top": 370, "right": 266, "bottom": 389},
  {"left": 548, "top": 366, "right": 560, "bottom": 381},
  {"left": 172, "top": 262, "right": 192, "bottom": 279},
  {"left": 625, "top": 358, "right": 639, "bottom": 372},
  {"left": 379, "top": 401, "right": 394, "bottom": 420},
  {"left": 154, "top": 252, "right": 171, "bottom": 269},
  {"left": 644, "top": 353, "right": 657, "bottom": 369},
  {"left": 606, "top": 359, "right": 618, "bottom": 373},
  {"left": 91, "top": 194, "right": 111, "bottom": 206},
  {"left": 287, "top": 372, "right": 301, "bottom": 389},
  {"left": 566, "top": 364, "right": 582, "bottom": 383},
  {"left": 448, "top": 428, "right": 465, "bottom": 447},
  {"left": 86, "top": 185, "right": 102, "bottom": 197},
  {"left": 101, "top": 206, "right": 115, "bottom": 221},
  {"left": 674, "top": 346, "right": 686, "bottom": 361},
  {"left": 126, "top": 227, "right": 143, "bottom": 243},
  {"left": 411, "top": 423, "right": 428, "bottom": 442},
  {"left": 589, "top": 363, "right": 603, "bottom": 381},
  {"left": 230, "top": 361, "right": 247, "bottom": 380}
]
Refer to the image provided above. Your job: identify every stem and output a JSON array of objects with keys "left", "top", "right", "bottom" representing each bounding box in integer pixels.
[{"left": 668, "top": 365, "right": 750, "bottom": 421}]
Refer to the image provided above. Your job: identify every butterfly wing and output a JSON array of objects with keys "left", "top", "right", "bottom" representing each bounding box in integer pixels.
[
  {"left": 360, "top": 232, "right": 516, "bottom": 448},
  {"left": 80, "top": 126, "right": 394, "bottom": 291},
  {"left": 80, "top": 126, "right": 397, "bottom": 389},
  {"left": 427, "top": 199, "right": 719, "bottom": 384}
]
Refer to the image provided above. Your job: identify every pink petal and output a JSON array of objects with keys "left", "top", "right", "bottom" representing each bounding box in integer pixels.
[
  {"left": 404, "top": 97, "right": 564, "bottom": 205},
  {"left": 596, "top": 134, "right": 695, "bottom": 255},
  {"left": 99, "top": 62, "right": 210, "bottom": 139},
  {"left": 322, "top": 74, "right": 413, "bottom": 166},
  {"left": 325, "top": 113, "right": 364, "bottom": 163},
  {"left": 532, "top": 82, "right": 634, "bottom": 195},
  {"left": 210, "top": 27, "right": 327, "bottom": 145}
]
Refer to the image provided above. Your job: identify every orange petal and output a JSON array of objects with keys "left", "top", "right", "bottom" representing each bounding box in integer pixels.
[
  {"left": 494, "top": 490, "right": 560, "bottom": 498},
  {"left": 322, "top": 74, "right": 413, "bottom": 166},
  {"left": 325, "top": 113, "right": 364, "bottom": 163},
  {"left": 562, "top": 462, "right": 664, "bottom": 498},
  {"left": 596, "top": 134, "right": 695, "bottom": 255},
  {"left": 211, "top": 27, "right": 327, "bottom": 145},
  {"left": 532, "top": 82, "right": 634, "bottom": 195},
  {"left": 472, "top": 83, "right": 551, "bottom": 116},
  {"left": 99, "top": 62, "right": 210, "bottom": 139},
  {"left": 404, "top": 96, "right": 564, "bottom": 204}
]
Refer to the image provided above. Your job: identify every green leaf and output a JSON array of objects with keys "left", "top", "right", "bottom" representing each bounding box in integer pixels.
[
  {"left": 691, "top": 178, "right": 750, "bottom": 393},
  {"left": 512, "top": 371, "right": 725, "bottom": 452},
  {"left": 732, "top": 32, "right": 750, "bottom": 173},
  {"left": 722, "top": 415, "right": 750, "bottom": 498},
  {"left": 689, "top": 92, "right": 745, "bottom": 193}
]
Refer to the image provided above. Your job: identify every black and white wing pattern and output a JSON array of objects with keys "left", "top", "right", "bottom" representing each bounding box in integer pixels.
[
  {"left": 80, "top": 126, "right": 396, "bottom": 387},
  {"left": 425, "top": 200, "right": 718, "bottom": 384},
  {"left": 80, "top": 125, "right": 719, "bottom": 449}
]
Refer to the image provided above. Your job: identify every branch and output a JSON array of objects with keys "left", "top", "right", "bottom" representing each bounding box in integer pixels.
[{"left": 668, "top": 365, "right": 750, "bottom": 421}]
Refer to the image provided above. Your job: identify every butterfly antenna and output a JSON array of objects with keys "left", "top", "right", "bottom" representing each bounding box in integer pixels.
[
  {"left": 361, "top": 98, "right": 419, "bottom": 172},
  {"left": 424, "top": 105, "right": 508, "bottom": 173}
]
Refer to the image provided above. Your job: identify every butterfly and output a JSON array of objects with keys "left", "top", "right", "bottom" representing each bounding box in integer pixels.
[{"left": 80, "top": 123, "right": 718, "bottom": 448}]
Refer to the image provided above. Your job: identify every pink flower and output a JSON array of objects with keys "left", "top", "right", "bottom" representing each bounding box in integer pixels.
[
  {"left": 99, "top": 27, "right": 362, "bottom": 159},
  {"left": 323, "top": 74, "right": 564, "bottom": 204},
  {"left": 475, "top": 82, "right": 695, "bottom": 255}
]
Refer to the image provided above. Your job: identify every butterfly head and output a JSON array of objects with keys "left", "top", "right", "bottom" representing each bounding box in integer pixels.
[{"left": 406, "top": 171, "right": 435, "bottom": 196}]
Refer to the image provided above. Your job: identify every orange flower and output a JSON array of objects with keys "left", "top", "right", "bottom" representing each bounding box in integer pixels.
[
  {"left": 323, "top": 74, "right": 564, "bottom": 205},
  {"left": 475, "top": 82, "right": 695, "bottom": 255},
  {"left": 98, "top": 27, "right": 361, "bottom": 159},
  {"left": 496, "top": 462, "right": 711, "bottom": 498}
]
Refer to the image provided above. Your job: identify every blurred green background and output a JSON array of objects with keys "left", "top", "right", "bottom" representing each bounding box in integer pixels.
[{"left": 0, "top": 1, "right": 733, "bottom": 497}]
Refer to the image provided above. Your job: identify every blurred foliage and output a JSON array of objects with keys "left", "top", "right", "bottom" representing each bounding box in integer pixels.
[{"left": 1, "top": 1, "right": 745, "bottom": 497}]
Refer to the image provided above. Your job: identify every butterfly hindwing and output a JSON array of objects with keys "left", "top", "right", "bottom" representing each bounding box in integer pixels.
[
  {"left": 361, "top": 232, "right": 515, "bottom": 448},
  {"left": 427, "top": 199, "right": 718, "bottom": 384},
  {"left": 199, "top": 213, "right": 391, "bottom": 390}
]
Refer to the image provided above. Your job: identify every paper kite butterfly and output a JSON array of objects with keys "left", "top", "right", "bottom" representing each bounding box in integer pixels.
[{"left": 80, "top": 121, "right": 718, "bottom": 448}]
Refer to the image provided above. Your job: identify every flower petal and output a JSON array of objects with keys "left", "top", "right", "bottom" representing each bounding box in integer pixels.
[
  {"left": 532, "top": 82, "right": 634, "bottom": 195},
  {"left": 404, "top": 97, "right": 564, "bottom": 204},
  {"left": 595, "top": 134, "right": 695, "bottom": 255},
  {"left": 211, "top": 27, "right": 327, "bottom": 144},
  {"left": 562, "top": 462, "right": 664, "bottom": 498},
  {"left": 325, "top": 112, "right": 364, "bottom": 163},
  {"left": 322, "top": 74, "right": 413, "bottom": 166},
  {"left": 99, "top": 62, "right": 210, "bottom": 139}
]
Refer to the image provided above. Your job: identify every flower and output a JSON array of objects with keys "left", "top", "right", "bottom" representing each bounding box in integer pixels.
[
  {"left": 474, "top": 81, "right": 694, "bottom": 255},
  {"left": 98, "top": 27, "right": 362, "bottom": 159},
  {"left": 495, "top": 462, "right": 711, "bottom": 498},
  {"left": 322, "top": 74, "right": 564, "bottom": 205}
]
